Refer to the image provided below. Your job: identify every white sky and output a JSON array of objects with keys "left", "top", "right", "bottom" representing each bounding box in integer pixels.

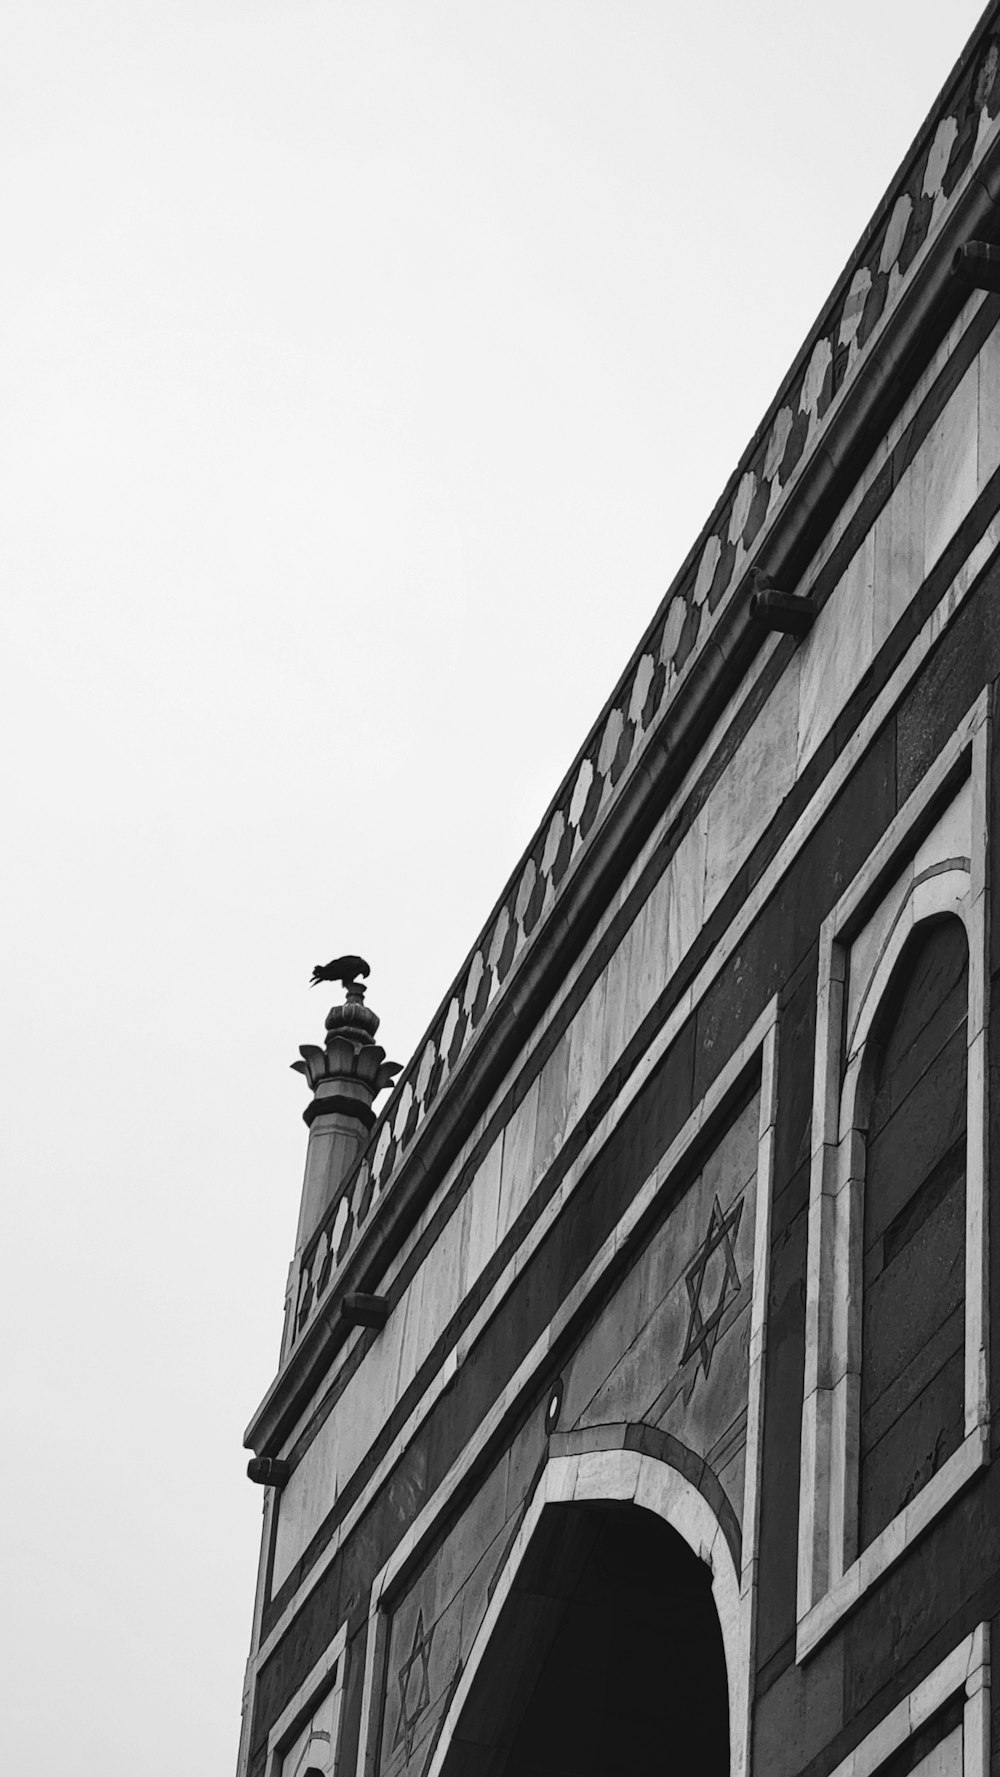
[{"left": 0, "top": 3, "right": 988, "bottom": 1770}]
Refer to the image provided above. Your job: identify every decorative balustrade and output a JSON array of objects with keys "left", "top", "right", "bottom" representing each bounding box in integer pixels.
[{"left": 291, "top": 26, "right": 1000, "bottom": 1351}]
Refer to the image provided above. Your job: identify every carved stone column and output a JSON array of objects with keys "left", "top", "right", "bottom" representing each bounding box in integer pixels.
[{"left": 290, "top": 976, "right": 399, "bottom": 1255}]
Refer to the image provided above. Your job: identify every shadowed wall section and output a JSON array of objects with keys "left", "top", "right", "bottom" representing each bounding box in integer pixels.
[
  {"left": 437, "top": 1502, "right": 729, "bottom": 1777},
  {"left": 859, "top": 916, "right": 969, "bottom": 1549}
]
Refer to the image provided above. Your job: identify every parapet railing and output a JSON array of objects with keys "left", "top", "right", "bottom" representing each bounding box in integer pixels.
[{"left": 291, "top": 19, "right": 1000, "bottom": 1351}]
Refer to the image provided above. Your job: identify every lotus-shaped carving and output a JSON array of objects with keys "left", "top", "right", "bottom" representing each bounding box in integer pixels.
[{"left": 291, "top": 1037, "right": 402, "bottom": 1096}]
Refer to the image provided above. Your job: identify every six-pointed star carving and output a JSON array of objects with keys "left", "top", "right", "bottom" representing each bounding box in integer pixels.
[
  {"left": 681, "top": 1193, "right": 744, "bottom": 1380},
  {"left": 393, "top": 1609, "right": 433, "bottom": 1759},
  {"left": 383, "top": 1194, "right": 745, "bottom": 1763}
]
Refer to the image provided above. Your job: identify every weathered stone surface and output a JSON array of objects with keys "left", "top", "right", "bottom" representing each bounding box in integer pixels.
[{"left": 240, "top": 22, "right": 1000, "bottom": 1777}]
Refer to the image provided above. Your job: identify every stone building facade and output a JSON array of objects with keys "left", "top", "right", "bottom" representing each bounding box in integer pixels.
[{"left": 237, "top": 11, "right": 1000, "bottom": 1773}]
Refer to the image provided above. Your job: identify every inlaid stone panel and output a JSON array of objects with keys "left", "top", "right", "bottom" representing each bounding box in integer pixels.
[
  {"left": 564, "top": 1086, "right": 761, "bottom": 1528},
  {"left": 283, "top": 24, "right": 1000, "bottom": 1346},
  {"left": 279, "top": 1680, "right": 341, "bottom": 1777},
  {"left": 375, "top": 1453, "right": 523, "bottom": 1777},
  {"left": 368, "top": 1084, "right": 764, "bottom": 1777}
]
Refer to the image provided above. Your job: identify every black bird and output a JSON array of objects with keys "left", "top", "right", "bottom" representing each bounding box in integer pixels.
[{"left": 309, "top": 954, "right": 371, "bottom": 989}]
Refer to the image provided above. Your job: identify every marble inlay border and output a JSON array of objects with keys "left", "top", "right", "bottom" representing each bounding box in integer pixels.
[
  {"left": 423, "top": 1450, "right": 744, "bottom": 1777},
  {"left": 289, "top": 12, "right": 1000, "bottom": 1349},
  {"left": 826, "top": 1623, "right": 989, "bottom": 1777},
  {"left": 249, "top": 521, "right": 998, "bottom": 1685},
  {"left": 354, "top": 1002, "right": 778, "bottom": 1777},
  {"left": 265, "top": 1620, "right": 348, "bottom": 1777},
  {"left": 797, "top": 691, "right": 991, "bottom": 1660}
]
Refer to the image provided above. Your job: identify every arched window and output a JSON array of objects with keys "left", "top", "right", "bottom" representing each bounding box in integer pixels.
[
  {"left": 856, "top": 916, "right": 968, "bottom": 1550},
  {"left": 798, "top": 711, "right": 990, "bottom": 1656}
]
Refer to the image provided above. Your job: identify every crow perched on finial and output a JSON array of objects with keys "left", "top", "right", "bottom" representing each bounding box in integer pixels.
[{"left": 309, "top": 954, "right": 371, "bottom": 989}]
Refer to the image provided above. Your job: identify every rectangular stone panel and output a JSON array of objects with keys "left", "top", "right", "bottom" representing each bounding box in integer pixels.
[{"left": 564, "top": 1087, "right": 761, "bottom": 1521}]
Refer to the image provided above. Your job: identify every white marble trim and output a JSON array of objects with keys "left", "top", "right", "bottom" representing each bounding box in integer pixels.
[
  {"left": 799, "top": 1428, "right": 988, "bottom": 1659},
  {"left": 420, "top": 1451, "right": 745, "bottom": 1777},
  {"left": 237, "top": 1487, "right": 279, "bottom": 1777},
  {"left": 249, "top": 563, "right": 991, "bottom": 1685},
  {"left": 797, "top": 690, "right": 991, "bottom": 1661},
  {"left": 824, "top": 1621, "right": 989, "bottom": 1777},
  {"left": 353, "top": 1004, "right": 779, "bottom": 1777},
  {"left": 845, "top": 863, "right": 971, "bottom": 1060},
  {"left": 265, "top": 1619, "right": 348, "bottom": 1777},
  {"left": 740, "top": 1009, "right": 779, "bottom": 1753}
]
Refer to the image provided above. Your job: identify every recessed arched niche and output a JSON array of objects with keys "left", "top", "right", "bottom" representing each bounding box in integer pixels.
[
  {"left": 797, "top": 701, "right": 991, "bottom": 1660},
  {"left": 435, "top": 1497, "right": 730, "bottom": 1776},
  {"left": 855, "top": 914, "right": 969, "bottom": 1550}
]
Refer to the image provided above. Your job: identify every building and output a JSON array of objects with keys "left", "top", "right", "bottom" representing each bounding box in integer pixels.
[{"left": 237, "top": 12, "right": 1000, "bottom": 1774}]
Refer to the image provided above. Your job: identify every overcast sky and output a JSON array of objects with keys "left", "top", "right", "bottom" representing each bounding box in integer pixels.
[{"left": 0, "top": 3, "right": 989, "bottom": 1771}]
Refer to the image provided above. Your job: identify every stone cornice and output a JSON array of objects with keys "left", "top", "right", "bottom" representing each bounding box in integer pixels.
[{"left": 247, "top": 5, "right": 1000, "bottom": 1452}]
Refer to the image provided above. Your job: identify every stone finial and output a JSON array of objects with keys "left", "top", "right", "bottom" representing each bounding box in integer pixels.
[
  {"left": 324, "top": 976, "right": 381, "bottom": 1045},
  {"left": 288, "top": 962, "right": 402, "bottom": 1254},
  {"left": 291, "top": 966, "right": 401, "bottom": 1110}
]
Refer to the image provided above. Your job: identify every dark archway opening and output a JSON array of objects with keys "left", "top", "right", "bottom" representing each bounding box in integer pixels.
[{"left": 440, "top": 1500, "right": 729, "bottom": 1776}]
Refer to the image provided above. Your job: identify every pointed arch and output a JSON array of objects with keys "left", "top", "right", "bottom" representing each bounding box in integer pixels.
[
  {"left": 843, "top": 860, "right": 972, "bottom": 1065},
  {"left": 424, "top": 1429, "right": 748, "bottom": 1777},
  {"left": 835, "top": 874, "right": 974, "bottom": 1563},
  {"left": 797, "top": 699, "right": 991, "bottom": 1658},
  {"left": 853, "top": 914, "right": 969, "bottom": 1549}
]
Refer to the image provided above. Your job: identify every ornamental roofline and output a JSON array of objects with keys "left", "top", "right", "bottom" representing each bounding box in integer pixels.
[{"left": 248, "top": 2, "right": 1000, "bottom": 1452}]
